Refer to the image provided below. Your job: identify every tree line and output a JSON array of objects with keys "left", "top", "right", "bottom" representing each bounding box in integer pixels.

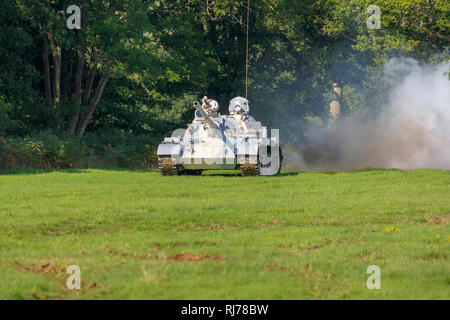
[{"left": 0, "top": 0, "right": 448, "bottom": 168}]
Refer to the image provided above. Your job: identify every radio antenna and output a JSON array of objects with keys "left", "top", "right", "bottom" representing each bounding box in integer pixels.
[{"left": 245, "top": 0, "right": 250, "bottom": 99}]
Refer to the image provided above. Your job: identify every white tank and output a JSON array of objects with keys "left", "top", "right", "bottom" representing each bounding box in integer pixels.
[{"left": 157, "top": 96, "right": 282, "bottom": 176}]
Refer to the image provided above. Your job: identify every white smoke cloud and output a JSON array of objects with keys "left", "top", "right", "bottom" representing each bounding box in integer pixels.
[{"left": 289, "top": 58, "right": 450, "bottom": 171}]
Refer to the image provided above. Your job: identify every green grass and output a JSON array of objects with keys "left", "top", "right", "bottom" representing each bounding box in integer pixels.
[{"left": 0, "top": 169, "right": 449, "bottom": 300}]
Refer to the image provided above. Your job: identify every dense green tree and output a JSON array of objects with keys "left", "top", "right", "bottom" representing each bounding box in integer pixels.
[
  {"left": 1, "top": 0, "right": 448, "bottom": 145},
  {"left": 12, "top": 0, "right": 173, "bottom": 136},
  {"left": 0, "top": 1, "right": 46, "bottom": 135},
  {"left": 322, "top": 0, "right": 449, "bottom": 61}
]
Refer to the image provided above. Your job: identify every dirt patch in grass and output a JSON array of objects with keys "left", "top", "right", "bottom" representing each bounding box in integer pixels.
[
  {"left": 262, "top": 264, "right": 284, "bottom": 270},
  {"left": 207, "top": 224, "right": 240, "bottom": 232},
  {"left": 427, "top": 217, "right": 449, "bottom": 225},
  {"left": 16, "top": 262, "right": 65, "bottom": 275},
  {"left": 107, "top": 249, "right": 158, "bottom": 260},
  {"left": 105, "top": 246, "right": 226, "bottom": 262},
  {"left": 15, "top": 261, "right": 102, "bottom": 294},
  {"left": 423, "top": 214, "right": 450, "bottom": 225},
  {"left": 167, "top": 252, "right": 225, "bottom": 262}
]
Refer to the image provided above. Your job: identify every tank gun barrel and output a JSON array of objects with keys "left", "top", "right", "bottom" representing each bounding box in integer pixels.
[{"left": 193, "top": 101, "right": 218, "bottom": 130}]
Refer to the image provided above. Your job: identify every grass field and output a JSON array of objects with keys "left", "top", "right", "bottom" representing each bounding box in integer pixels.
[{"left": 0, "top": 169, "right": 449, "bottom": 299}]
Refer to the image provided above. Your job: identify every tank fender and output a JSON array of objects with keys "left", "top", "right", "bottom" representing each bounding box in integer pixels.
[{"left": 157, "top": 143, "right": 181, "bottom": 157}]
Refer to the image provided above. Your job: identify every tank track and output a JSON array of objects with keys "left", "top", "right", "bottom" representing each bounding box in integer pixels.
[
  {"left": 183, "top": 170, "right": 203, "bottom": 176},
  {"left": 239, "top": 159, "right": 259, "bottom": 176},
  {"left": 158, "top": 157, "right": 180, "bottom": 176}
]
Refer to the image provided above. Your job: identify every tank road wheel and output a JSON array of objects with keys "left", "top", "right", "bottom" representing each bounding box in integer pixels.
[
  {"left": 239, "top": 158, "right": 260, "bottom": 177},
  {"left": 158, "top": 157, "right": 181, "bottom": 176}
]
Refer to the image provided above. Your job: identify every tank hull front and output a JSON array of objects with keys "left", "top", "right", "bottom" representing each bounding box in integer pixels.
[
  {"left": 180, "top": 158, "right": 237, "bottom": 170},
  {"left": 180, "top": 143, "right": 237, "bottom": 170}
]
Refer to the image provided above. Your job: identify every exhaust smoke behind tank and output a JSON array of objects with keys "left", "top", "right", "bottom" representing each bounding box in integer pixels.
[{"left": 287, "top": 58, "right": 450, "bottom": 171}]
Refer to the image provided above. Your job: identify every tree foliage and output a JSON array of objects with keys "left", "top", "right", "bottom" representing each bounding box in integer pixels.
[{"left": 0, "top": 0, "right": 448, "bottom": 145}]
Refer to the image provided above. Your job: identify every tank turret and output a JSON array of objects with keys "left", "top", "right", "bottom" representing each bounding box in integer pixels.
[
  {"left": 193, "top": 100, "right": 219, "bottom": 130},
  {"left": 229, "top": 96, "right": 249, "bottom": 115}
]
